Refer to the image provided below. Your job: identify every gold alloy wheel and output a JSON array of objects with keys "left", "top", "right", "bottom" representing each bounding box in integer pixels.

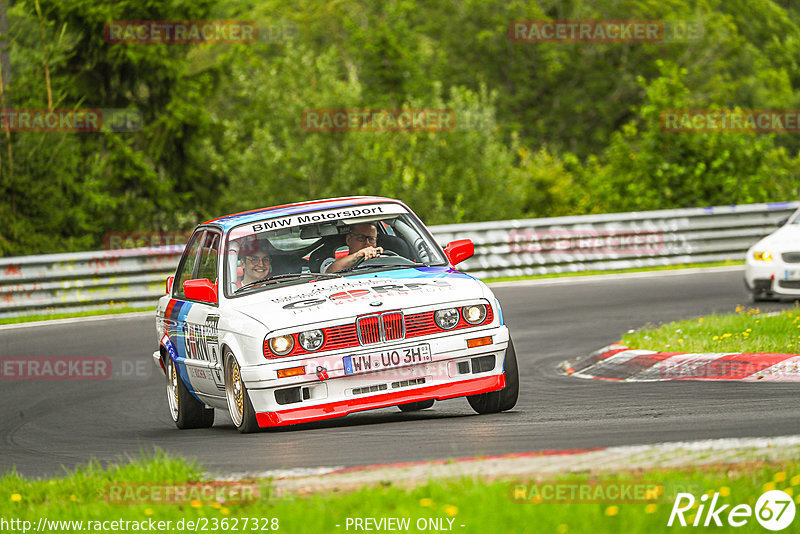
[
  {"left": 171, "top": 362, "right": 179, "bottom": 407},
  {"left": 231, "top": 363, "right": 243, "bottom": 416},
  {"left": 166, "top": 358, "right": 180, "bottom": 421},
  {"left": 225, "top": 353, "right": 246, "bottom": 427}
]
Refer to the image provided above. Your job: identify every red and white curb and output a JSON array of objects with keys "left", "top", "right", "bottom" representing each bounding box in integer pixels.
[{"left": 562, "top": 344, "right": 800, "bottom": 382}]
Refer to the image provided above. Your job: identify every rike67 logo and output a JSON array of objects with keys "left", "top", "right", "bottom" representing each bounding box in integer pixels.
[{"left": 668, "top": 490, "right": 795, "bottom": 530}]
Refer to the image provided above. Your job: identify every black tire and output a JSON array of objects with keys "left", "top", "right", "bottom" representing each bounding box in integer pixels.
[
  {"left": 165, "top": 357, "right": 215, "bottom": 429},
  {"left": 224, "top": 350, "right": 260, "bottom": 433},
  {"left": 397, "top": 399, "right": 435, "bottom": 412},
  {"left": 467, "top": 338, "right": 519, "bottom": 414}
]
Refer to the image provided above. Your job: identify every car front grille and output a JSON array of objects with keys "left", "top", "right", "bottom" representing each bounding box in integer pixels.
[
  {"left": 352, "top": 383, "right": 388, "bottom": 395},
  {"left": 324, "top": 323, "right": 358, "bottom": 350},
  {"left": 356, "top": 311, "right": 406, "bottom": 345},
  {"left": 382, "top": 312, "right": 404, "bottom": 341},
  {"left": 357, "top": 314, "right": 382, "bottom": 344},
  {"left": 279, "top": 305, "right": 495, "bottom": 356},
  {"left": 778, "top": 280, "right": 800, "bottom": 289},
  {"left": 782, "top": 252, "right": 800, "bottom": 263}
]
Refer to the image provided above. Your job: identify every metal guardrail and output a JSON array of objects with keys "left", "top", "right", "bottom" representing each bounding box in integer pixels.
[
  {"left": 1, "top": 201, "right": 797, "bottom": 318},
  {"left": 0, "top": 247, "right": 184, "bottom": 319},
  {"left": 434, "top": 201, "right": 800, "bottom": 279}
]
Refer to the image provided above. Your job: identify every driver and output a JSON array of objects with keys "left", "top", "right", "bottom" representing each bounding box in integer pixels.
[
  {"left": 322, "top": 222, "right": 384, "bottom": 273},
  {"left": 237, "top": 240, "right": 272, "bottom": 288}
]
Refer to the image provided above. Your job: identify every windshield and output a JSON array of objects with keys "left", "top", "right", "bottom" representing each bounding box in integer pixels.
[{"left": 224, "top": 203, "right": 448, "bottom": 296}]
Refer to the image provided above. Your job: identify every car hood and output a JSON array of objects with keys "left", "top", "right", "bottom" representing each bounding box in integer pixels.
[
  {"left": 751, "top": 223, "right": 800, "bottom": 251},
  {"left": 230, "top": 266, "right": 491, "bottom": 332}
]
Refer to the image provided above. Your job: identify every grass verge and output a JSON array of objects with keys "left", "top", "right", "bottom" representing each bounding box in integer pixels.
[
  {"left": 483, "top": 260, "right": 742, "bottom": 284},
  {"left": 0, "top": 306, "right": 156, "bottom": 326},
  {"left": 2, "top": 452, "right": 799, "bottom": 533},
  {"left": 621, "top": 306, "right": 800, "bottom": 353}
]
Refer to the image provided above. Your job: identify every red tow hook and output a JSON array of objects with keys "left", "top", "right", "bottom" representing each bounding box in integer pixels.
[{"left": 316, "top": 366, "right": 329, "bottom": 381}]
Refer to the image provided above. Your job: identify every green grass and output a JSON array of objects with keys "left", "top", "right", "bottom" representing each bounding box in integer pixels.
[
  {"left": 622, "top": 306, "right": 800, "bottom": 353},
  {"left": 2, "top": 452, "right": 800, "bottom": 533},
  {"left": 0, "top": 306, "right": 156, "bottom": 326},
  {"left": 483, "top": 260, "right": 742, "bottom": 284}
]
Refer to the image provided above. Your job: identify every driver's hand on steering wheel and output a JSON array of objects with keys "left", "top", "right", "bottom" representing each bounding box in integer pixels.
[{"left": 356, "top": 246, "right": 383, "bottom": 261}]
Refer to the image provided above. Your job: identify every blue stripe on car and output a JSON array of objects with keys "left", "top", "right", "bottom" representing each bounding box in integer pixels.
[
  {"left": 172, "top": 301, "right": 198, "bottom": 396},
  {"left": 349, "top": 266, "right": 474, "bottom": 280}
]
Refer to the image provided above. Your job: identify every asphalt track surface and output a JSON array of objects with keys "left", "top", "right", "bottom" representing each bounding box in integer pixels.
[{"left": 2, "top": 267, "right": 799, "bottom": 478}]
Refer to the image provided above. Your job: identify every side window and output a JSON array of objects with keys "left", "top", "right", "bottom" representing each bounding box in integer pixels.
[
  {"left": 174, "top": 231, "right": 204, "bottom": 299},
  {"left": 196, "top": 232, "right": 220, "bottom": 283}
]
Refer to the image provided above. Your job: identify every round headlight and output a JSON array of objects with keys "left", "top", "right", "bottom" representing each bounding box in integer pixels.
[
  {"left": 753, "top": 251, "right": 773, "bottom": 262},
  {"left": 268, "top": 335, "right": 294, "bottom": 356},
  {"left": 298, "top": 329, "right": 325, "bottom": 351},
  {"left": 434, "top": 308, "right": 459, "bottom": 330},
  {"left": 463, "top": 304, "right": 487, "bottom": 325}
]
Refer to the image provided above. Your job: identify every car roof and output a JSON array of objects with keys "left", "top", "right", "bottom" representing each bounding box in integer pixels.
[{"left": 203, "top": 196, "right": 405, "bottom": 232}]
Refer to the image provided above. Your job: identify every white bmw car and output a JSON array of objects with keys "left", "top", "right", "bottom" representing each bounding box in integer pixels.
[
  {"left": 152, "top": 196, "right": 518, "bottom": 432},
  {"left": 745, "top": 207, "right": 800, "bottom": 301}
]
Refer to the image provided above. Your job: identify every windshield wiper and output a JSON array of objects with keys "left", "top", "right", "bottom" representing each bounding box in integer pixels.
[
  {"left": 339, "top": 263, "right": 416, "bottom": 274},
  {"left": 234, "top": 272, "right": 341, "bottom": 293}
]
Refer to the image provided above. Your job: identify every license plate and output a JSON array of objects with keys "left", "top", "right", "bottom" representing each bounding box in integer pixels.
[
  {"left": 786, "top": 269, "right": 800, "bottom": 280},
  {"left": 343, "top": 344, "right": 432, "bottom": 375}
]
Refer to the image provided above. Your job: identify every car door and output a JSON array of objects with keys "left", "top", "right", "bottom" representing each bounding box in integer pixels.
[
  {"left": 162, "top": 230, "right": 204, "bottom": 401},
  {"left": 180, "top": 229, "right": 225, "bottom": 399}
]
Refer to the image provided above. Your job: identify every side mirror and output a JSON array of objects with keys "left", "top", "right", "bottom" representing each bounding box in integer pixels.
[
  {"left": 183, "top": 278, "right": 218, "bottom": 304},
  {"left": 166, "top": 276, "right": 174, "bottom": 295},
  {"left": 777, "top": 217, "right": 789, "bottom": 227},
  {"left": 444, "top": 239, "right": 474, "bottom": 266}
]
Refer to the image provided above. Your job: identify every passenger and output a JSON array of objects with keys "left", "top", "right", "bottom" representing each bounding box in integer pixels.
[
  {"left": 237, "top": 240, "right": 272, "bottom": 288},
  {"left": 323, "top": 223, "right": 384, "bottom": 273}
]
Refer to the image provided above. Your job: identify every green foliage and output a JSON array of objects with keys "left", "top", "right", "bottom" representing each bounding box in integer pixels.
[
  {"left": 0, "top": 0, "right": 222, "bottom": 255},
  {"left": 1, "top": 0, "right": 800, "bottom": 256},
  {"left": 583, "top": 60, "right": 800, "bottom": 213},
  {"left": 197, "top": 42, "right": 527, "bottom": 224}
]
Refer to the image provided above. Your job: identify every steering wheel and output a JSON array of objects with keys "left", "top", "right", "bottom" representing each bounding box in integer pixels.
[
  {"left": 351, "top": 249, "right": 399, "bottom": 269},
  {"left": 414, "top": 238, "right": 432, "bottom": 263}
]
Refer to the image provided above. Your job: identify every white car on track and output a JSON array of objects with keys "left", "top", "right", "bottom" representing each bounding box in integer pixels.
[
  {"left": 745, "top": 206, "right": 800, "bottom": 301},
  {"left": 151, "top": 196, "right": 518, "bottom": 432}
]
